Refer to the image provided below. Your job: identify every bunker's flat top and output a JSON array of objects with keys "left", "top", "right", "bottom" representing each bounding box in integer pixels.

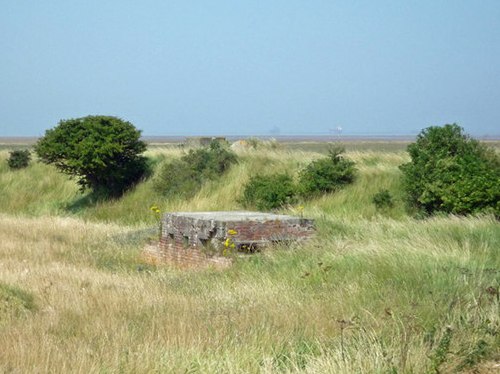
[{"left": 167, "top": 211, "right": 302, "bottom": 222}]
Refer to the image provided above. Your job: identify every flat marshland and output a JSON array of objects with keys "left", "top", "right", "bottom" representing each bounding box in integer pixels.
[{"left": 0, "top": 141, "right": 498, "bottom": 373}]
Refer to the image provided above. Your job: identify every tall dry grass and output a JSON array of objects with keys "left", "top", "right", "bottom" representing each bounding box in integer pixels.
[
  {"left": 0, "top": 144, "right": 498, "bottom": 372},
  {"left": 0, "top": 213, "right": 498, "bottom": 373}
]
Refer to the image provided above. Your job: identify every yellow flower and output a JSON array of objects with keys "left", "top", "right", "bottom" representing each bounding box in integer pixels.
[
  {"left": 227, "top": 229, "right": 237, "bottom": 235},
  {"left": 224, "top": 238, "right": 230, "bottom": 247},
  {"left": 296, "top": 205, "right": 304, "bottom": 217},
  {"left": 230, "top": 243, "right": 235, "bottom": 249}
]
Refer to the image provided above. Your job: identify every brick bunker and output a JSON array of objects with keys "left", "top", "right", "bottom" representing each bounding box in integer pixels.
[{"left": 143, "top": 211, "right": 315, "bottom": 268}]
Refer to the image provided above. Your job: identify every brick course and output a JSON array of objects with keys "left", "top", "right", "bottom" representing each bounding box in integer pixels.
[{"left": 143, "top": 211, "right": 315, "bottom": 268}]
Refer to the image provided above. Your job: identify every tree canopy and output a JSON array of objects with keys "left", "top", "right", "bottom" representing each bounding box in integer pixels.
[
  {"left": 400, "top": 124, "right": 500, "bottom": 217},
  {"left": 35, "top": 115, "right": 148, "bottom": 196}
]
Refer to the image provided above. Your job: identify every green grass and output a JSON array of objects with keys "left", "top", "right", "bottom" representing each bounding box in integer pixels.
[
  {"left": 0, "top": 142, "right": 498, "bottom": 372},
  {"left": 0, "top": 151, "right": 80, "bottom": 216},
  {"left": 0, "top": 282, "right": 37, "bottom": 327},
  {"left": 283, "top": 140, "right": 412, "bottom": 153},
  {"left": 0, "top": 147, "right": 404, "bottom": 223}
]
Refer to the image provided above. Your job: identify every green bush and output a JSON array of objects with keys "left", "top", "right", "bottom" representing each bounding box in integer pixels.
[
  {"left": 153, "top": 141, "right": 237, "bottom": 198},
  {"left": 241, "top": 174, "right": 297, "bottom": 211},
  {"left": 183, "top": 141, "right": 237, "bottom": 180},
  {"left": 7, "top": 150, "right": 31, "bottom": 169},
  {"left": 372, "top": 189, "right": 394, "bottom": 209},
  {"left": 298, "top": 147, "right": 356, "bottom": 196},
  {"left": 240, "top": 147, "right": 356, "bottom": 211},
  {"left": 153, "top": 159, "right": 201, "bottom": 198},
  {"left": 34, "top": 115, "right": 148, "bottom": 197},
  {"left": 400, "top": 124, "right": 500, "bottom": 216}
]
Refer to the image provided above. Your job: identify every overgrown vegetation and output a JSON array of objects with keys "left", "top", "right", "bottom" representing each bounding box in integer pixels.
[
  {"left": 153, "top": 141, "right": 237, "bottom": 198},
  {"left": 0, "top": 139, "right": 499, "bottom": 372},
  {"left": 0, "top": 212, "right": 498, "bottom": 372},
  {"left": 7, "top": 149, "right": 31, "bottom": 169},
  {"left": 241, "top": 173, "right": 296, "bottom": 210},
  {"left": 298, "top": 146, "right": 357, "bottom": 196},
  {"left": 241, "top": 146, "right": 357, "bottom": 211},
  {"left": 372, "top": 189, "right": 394, "bottom": 210},
  {"left": 400, "top": 124, "right": 500, "bottom": 217},
  {"left": 35, "top": 115, "right": 148, "bottom": 197}
]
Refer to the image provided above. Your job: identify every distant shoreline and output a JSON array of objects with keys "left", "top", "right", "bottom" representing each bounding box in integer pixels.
[
  {"left": 143, "top": 135, "right": 421, "bottom": 143},
  {"left": 1, "top": 134, "right": 500, "bottom": 144}
]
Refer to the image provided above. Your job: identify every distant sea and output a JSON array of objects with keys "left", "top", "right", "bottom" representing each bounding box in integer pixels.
[
  {"left": 143, "top": 134, "right": 500, "bottom": 143},
  {"left": 1, "top": 134, "right": 499, "bottom": 144},
  {"left": 144, "top": 135, "right": 419, "bottom": 143}
]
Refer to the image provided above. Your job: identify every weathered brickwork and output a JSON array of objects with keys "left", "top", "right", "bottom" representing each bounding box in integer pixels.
[{"left": 143, "top": 211, "right": 315, "bottom": 268}]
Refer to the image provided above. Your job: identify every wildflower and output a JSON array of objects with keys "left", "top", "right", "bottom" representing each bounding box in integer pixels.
[
  {"left": 150, "top": 204, "right": 161, "bottom": 214},
  {"left": 296, "top": 205, "right": 304, "bottom": 218},
  {"left": 224, "top": 238, "right": 230, "bottom": 248},
  {"left": 150, "top": 204, "right": 162, "bottom": 241},
  {"left": 227, "top": 229, "right": 237, "bottom": 235}
]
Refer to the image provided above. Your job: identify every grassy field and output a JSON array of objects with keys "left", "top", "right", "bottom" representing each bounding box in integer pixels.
[{"left": 0, "top": 142, "right": 498, "bottom": 373}]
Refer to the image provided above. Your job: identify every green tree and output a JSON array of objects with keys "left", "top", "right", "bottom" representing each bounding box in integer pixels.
[
  {"left": 400, "top": 124, "right": 500, "bottom": 216},
  {"left": 35, "top": 115, "right": 148, "bottom": 196}
]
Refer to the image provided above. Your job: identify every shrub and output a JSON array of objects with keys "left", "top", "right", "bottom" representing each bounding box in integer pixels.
[
  {"left": 34, "top": 115, "right": 147, "bottom": 197},
  {"left": 7, "top": 150, "right": 31, "bottom": 169},
  {"left": 153, "top": 159, "right": 201, "bottom": 198},
  {"left": 240, "top": 147, "right": 356, "bottom": 211},
  {"left": 153, "top": 141, "right": 237, "bottom": 198},
  {"left": 241, "top": 174, "right": 297, "bottom": 211},
  {"left": 298, "top": 146, "right": 356, "bottom": 196},
  {"left": 400, "top": 124, "right": 500, "bottom": 216},
  {"left": 184, "top": 140, "right": 237, "bottom": 180},
  {"left": 372, "top": 189, "right": 394, "bottom": 209}
]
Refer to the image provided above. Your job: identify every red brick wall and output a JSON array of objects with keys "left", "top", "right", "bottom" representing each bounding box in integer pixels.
[
  {"left": 143, "top": 238, "right": 232, "bottom": 269},
  {"left": 142, "top": 215, "right": 314, "bottom": 269},
  {"left": 227, "top": 219, "right": 314, "bottom": 243}
]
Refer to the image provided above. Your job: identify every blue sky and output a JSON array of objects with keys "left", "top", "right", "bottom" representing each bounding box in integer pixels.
[{"left": 1, "top": 1, "right": 499, "bottom": 137}]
